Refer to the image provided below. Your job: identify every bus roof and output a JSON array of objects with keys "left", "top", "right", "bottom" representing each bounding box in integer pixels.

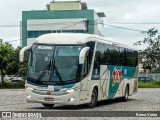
[{"left": 34, "top": 33, "right": 137, "bottom": 51}]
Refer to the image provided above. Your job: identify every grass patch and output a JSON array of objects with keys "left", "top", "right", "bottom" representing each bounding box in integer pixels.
[
  {"left": 0, "top": 81, "right": 25, "bottom": 89},
  {"left": 138, "top": 81, "right": 160, "bottom": 88}
]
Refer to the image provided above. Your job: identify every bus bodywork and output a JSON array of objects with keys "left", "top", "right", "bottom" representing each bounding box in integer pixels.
[{"left": 20, "top": 33, "right": 138, "bottom": 108}]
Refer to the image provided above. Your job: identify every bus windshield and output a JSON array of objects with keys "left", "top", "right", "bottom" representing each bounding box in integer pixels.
[{"left": 28, "top": 44, "right": 83, "bottom": 85}]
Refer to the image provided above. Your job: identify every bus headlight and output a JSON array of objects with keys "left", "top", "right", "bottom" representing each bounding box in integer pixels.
[
  {"left": 66, "top": 89, "right": 75, "bottom": 93},
  {"left": 66, "top": 88, "right": 79, "bottom": 93},
  {"left": 26, "top": 86, "right": 35, "bottom": 91}
]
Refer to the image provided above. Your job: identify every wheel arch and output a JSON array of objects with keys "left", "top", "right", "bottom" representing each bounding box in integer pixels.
[
  {"left": 123, "top": 82, "right": 130, "bottom": 96},
  {"left": 126, "top": 83, "right": 130, "bottom": 95},
  {"left": 90, "top": 84, "right": 99, "bottom": 99}
]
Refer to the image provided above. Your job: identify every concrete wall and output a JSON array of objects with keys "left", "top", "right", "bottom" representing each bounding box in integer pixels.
[
  {"left": 94, "top": 12, "right": 107, "bottom": 37},
  {"left": 50, "top": 1, "right": 82, "bottom": 10},
  {"left": 26, "top": 18, "right": 87, "bottom": 46},
  {"left": 27, "top": 18, "right": 86, "bottom": 31},
  {"left": 22, "top": 10, "right": 95, "bottom": 47},
  {"left": 22, "top": 10, "right": 107, "bottom": 47}
]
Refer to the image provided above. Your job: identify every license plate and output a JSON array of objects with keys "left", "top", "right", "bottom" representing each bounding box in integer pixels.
[{"left": 44, "top": 97, "right": 54, "bottom": 101}]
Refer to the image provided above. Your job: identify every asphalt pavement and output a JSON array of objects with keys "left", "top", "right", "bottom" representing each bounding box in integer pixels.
[{"left": 0, "top": 88, "right": 160, "bottom": 119}]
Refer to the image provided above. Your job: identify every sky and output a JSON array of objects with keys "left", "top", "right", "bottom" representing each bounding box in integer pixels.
[{"left": 0, "top": 0, "right": 160, "bottom": 50}]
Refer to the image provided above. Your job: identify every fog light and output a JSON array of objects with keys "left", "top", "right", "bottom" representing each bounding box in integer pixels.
[
  {"left": 27, "top": 95, "right": 31, "bottom": 99},
  {"left": 68, "top": 98, "right": 75, "bottom": 102}
]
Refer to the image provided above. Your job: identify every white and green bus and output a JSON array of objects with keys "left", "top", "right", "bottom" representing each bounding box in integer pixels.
[{"left": 20, "top": 33, "right": 138, "bottom": 108}]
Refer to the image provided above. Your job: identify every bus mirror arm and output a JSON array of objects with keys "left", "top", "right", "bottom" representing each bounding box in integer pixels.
[
  {"left": 79, "top": 47, "right": 90, "bottom": 64},
  {"left": 19, "top": 46, "right": 31, "bottom": 62}
]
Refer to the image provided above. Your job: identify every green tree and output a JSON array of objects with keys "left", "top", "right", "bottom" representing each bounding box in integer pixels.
[
  {"left": 0, "top": 42, "right": 30, "bottom": 85},
  {"left": 5, "top": 46, "right": 20, "bottom": 75},
  {"left": 18, "top": 50, "right": 30, "bottom": 76},
  {"left": 5, "top": 46, "right": 29, "bottom": 76},
  {"left": 134, "top": 28, "right": 160, "bottom": 72},
  {"left": 0, "top": 42, "right": 14, "bottom": 84}
]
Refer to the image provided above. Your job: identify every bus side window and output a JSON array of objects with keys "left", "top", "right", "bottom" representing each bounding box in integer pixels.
[
  {"left": 133, "top": 51, "right": 138, "bottom": 67},
  {"left": 84, "top": 56, "right": 88, "bottom": 74},
  {"left": 124, "top": 48, "right": 128, "bottom": 66},
  {"left": 119, "top": 47, "right": 125, "bottom": 66},
  {"left": 94, "top": 42, "right": 104, "bottom": 68},
  {"left": 81, "top": 56, "right": 89, "bottom": 78},
  {"left": 103, "top": 44, "right": 113, "bottom": 65},
  {"left": 86, "top": 41, "right": 95, "bottom": 71}
]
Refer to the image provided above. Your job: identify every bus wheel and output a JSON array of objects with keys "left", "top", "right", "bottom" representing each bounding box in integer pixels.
[
  {"left": 87, "top": 88, "right": 98, "bottom": 108},
  {"left": 42, "top": 103, "right": 55, "bottom": 108},
  {"left": 121, "top": 85, "right": 129, "bottom": 102}
]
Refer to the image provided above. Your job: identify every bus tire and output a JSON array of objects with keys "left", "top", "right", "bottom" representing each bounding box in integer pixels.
[
  {"left": 42, "top": 103, "right": 55, "bottom": 108},
  {"left": 87, "top": 88, "right": 98, "bottom": 108},
  {"left": 121, "top": 85, "right": 129, "bottom": 102}
]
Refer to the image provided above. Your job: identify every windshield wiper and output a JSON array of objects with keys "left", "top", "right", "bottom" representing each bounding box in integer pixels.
[
  {"left": 51, "top": 57, "right": 64, "bottom": 85},
  {"left": 36, "top": 58, "right": 52, "bottom": 82},
  {"left": 36, "top": 57, "right": 64, "bottom": 85}
]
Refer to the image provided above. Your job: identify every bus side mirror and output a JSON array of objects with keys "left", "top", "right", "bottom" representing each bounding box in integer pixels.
[
  {"left": 19, "top": 46, "right": 31, "bottom": 62},
  {"left": 79, "top": 47, "right": 90, "bottom": 64}
]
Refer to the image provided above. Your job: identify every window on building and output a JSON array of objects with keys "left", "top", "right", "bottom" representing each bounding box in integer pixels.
[{"left": 28, "top": 30, "right": 86, "bottom": 38}]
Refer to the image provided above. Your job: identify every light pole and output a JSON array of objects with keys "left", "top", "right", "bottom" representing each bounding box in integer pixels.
[{"left": 0, "top": 39, "right": 4, "bottom": 84}]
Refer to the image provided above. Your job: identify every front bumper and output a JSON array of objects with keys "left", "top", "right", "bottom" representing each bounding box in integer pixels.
[{"left": 26, "top": 89, "right": 80, "bottom": 105}]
